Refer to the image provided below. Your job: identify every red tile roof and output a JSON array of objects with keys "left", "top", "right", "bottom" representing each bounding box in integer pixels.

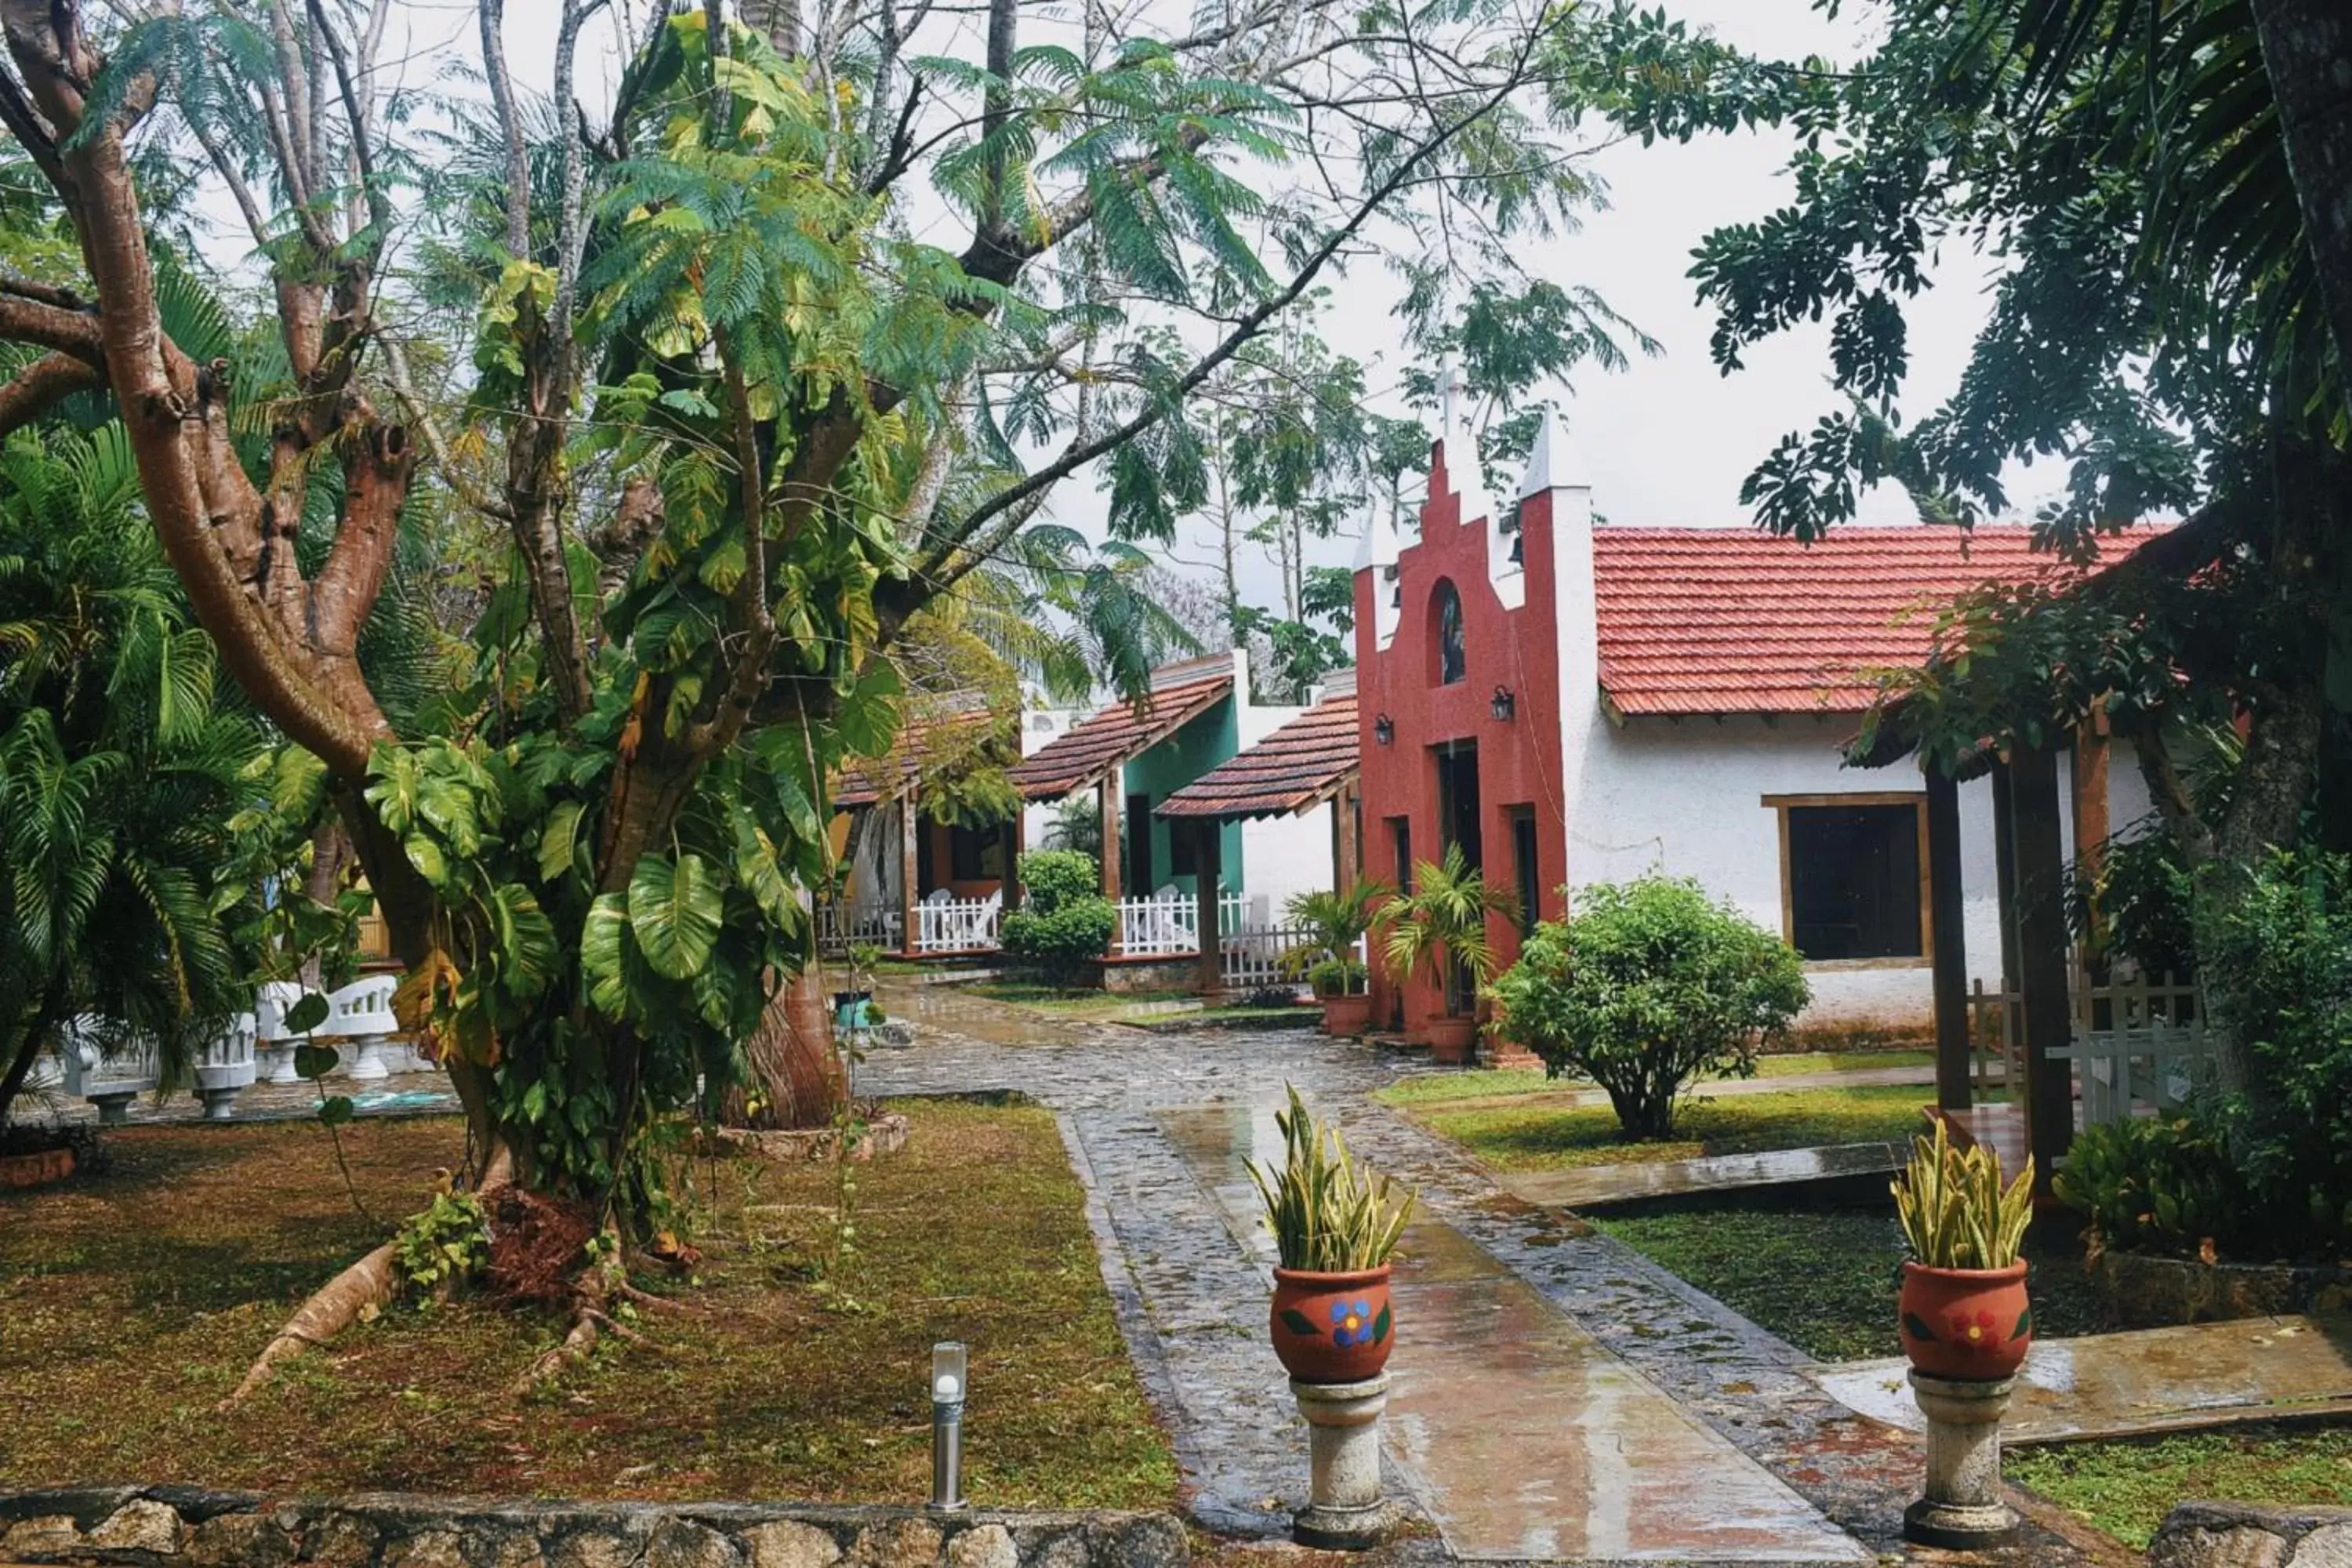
[
  {"left": 1592, "top": 525, "right": 2159, "bottom": 717},
  {"left": 1004, "top": 670, "right": 1234, "bottom": 800},
  {"left": 834, "top": 706, "right": 997, "bottom": 808},
  {"left": 1156, "top": 691, "right": 1358, "bottom": 821}
]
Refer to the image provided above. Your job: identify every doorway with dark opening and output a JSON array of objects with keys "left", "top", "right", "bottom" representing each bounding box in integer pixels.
[{"left": 1434, "top": 742, "right": 1482, "bottom": 1014}]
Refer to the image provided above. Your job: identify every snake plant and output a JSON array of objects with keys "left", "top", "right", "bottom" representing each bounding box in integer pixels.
[
  {"left": 1892, "top": 1118, "right": 2035, "bottom": 1270},
  {"left": 1250, "top": 1085, "right": 1415, "bottom": 1272}
]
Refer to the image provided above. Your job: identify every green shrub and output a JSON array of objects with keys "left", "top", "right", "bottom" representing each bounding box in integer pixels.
[
  {"left": 2203, "top": 849, "right": 2352, "bottom": 1252},
  {"left": 2053, "top": 1113, "right": 2245, "bottom": 1257},
  {"left": 1305, "top": 956, "right": 1368, "bottom": 999},
  {"left": 1018, "top": 848, "right": 1102, "bottom": 911},
  {"left": 1487, "top": 873, "right": 1809, "bottom": 1139},
  {"left": 1000, "top": 848, "right": 1114, "bottom": 984}
]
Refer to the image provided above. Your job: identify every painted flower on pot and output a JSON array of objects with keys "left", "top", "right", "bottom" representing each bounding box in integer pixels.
[{"left": 1330, "top": 1298, "right": 1377, "bottom": 1348}]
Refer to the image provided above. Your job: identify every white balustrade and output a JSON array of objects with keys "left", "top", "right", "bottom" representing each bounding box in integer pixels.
[
  {"left": 62, "top": 1015, "right": 158, "bottom": 1126},
  {"left": 321, "top": 975, "right": 400, "bottom": 1080},
  {"left": 254, "top": 979, "right": 309, "bottom": 1083},
  {"left": 193, "top": 1013, "right": 260, "bottom": 1120}
]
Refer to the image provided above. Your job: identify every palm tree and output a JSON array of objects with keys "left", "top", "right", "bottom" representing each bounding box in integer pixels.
[
  {"left": 1381, "top": 846, "right": 1518, "bottom": 1058},
  {"left": 0, "top": 430, "right": 270, "bottom": 1131},
  {"left": 1283, "top": 880, "right": 1392, "bottom": 996}
]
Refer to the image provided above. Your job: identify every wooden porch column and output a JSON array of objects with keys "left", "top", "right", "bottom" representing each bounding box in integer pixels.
[
  {"left": 1926, "top": 768, "right": 1971, "bottom": 1112},
  {"left": 2072, "top": 714, "right": 2111, "bottom": 976},
  {"left": 1098, "top": 779, "right": 1122, "bottom": 896},
  {"left": 1194, "top": 818, "right": 1223, "bottom": 996},
  {"left": 2008, "top": 745, "right": 2075, "bottom": 1189},
  {"left": 1006, "top": 808, "right": 1026, "bottom": 909},
  {"left": 1334, "top": 779, "right": 1361, "bottom": 896},
  {"left": 898, "top": 797, "right": 920, "bottom": 958}
]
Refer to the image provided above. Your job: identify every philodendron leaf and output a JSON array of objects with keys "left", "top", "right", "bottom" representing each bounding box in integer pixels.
[
  {"left": 286, "top": 993, "right": 331, "bottom": 1034},
  {"left": 582, "top": 893, "right": 631, "bottom": 1018},
  {"left": 292, "top": 1043, "right": 339, "bottom": 1080},
  {"left": 630, "top": 851, "right": 723, "bottom": 980},
  {"left": 318, "top": 1094, "right": 356, "bottom": 1127}
]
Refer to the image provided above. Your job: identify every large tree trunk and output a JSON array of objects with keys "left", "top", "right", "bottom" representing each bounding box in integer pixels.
[
  {"left": 2250, "top": 0, "right": 2352, "bottom": 380},
  {"left": 720, "top": 968, "right": 848, "bottom": 1130}
]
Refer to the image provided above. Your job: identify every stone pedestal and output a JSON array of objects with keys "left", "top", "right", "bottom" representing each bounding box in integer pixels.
[
  {"left": 1904, "top": 1370, "right": 2019, "bottom": 1549},
  {"left": 1290, "top": 1374, "right": 1401, "bottom": 1550},
  {"left": 194, "top": 1085, "right": 244, "bottom": 1121},
  {"left": 87, "top": 1091, "right": 134, "bottom": 1127}
]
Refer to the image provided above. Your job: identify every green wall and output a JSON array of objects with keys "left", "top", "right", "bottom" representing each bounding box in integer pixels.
[{"left": 1120, "top": 696, "right": 1244, "bottom": 898}]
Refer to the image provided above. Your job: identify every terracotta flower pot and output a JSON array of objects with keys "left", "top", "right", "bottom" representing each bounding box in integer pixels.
[
  {"left": 1319, "top": 993, "right": 1374, "bottom": 1036},
  {"left": 1898, "top": 1261, "right": 2031, "bottom": 1381},
  {"left": 0, "top": 1145, "right": 74, "bottom": 1190},
  {"left": 1271, "top": 1265, "right": 1395, "bottom": 1382},
  {"left": 1423, "top": 1014, "right": 1478, "bottom": 1063}
]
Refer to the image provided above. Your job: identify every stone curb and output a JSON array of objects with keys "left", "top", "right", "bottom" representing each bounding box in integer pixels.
[
  {"left": 0, "top": 1490, "right": 1186, "bottom": 1568},
  {"left": 2150, "top": 1501, "right": 2352, "bottom": 1566}
]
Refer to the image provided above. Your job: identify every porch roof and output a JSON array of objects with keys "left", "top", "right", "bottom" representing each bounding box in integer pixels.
[
  {"left": 1156, "top": 689, "right": 1357, "bottom": 822},
  {"left": 1004, "top": 659, "right": 1234, "bottom": 801},
  {"left": 833, "top": 705, "right": 996, "bottom": 808}
]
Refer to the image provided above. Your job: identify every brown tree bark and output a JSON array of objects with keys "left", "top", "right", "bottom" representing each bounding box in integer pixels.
[
  {"left": 720, "top": 969, "right": 848, "bottom": 1130},
  {"left": 2250, "top": 0, "right": 2352, "bottom": 379}
]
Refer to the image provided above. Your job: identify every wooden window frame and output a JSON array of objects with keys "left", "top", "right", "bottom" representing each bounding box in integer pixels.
[{"left": 1761, "top": 791, "right": 1934, "bottom": 971}]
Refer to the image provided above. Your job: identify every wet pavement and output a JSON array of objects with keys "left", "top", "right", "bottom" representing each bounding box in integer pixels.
[
  {"left": 1816, "top": 1312, "right": 2352, "bottom": 1443},
  {"left": 860, "top": 979, "right": 2102, "bottom": 1566}
]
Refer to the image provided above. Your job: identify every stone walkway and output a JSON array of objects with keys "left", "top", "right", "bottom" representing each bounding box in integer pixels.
[{"left": 862, "top": 983, "right": 2101, "bottom": 1566}]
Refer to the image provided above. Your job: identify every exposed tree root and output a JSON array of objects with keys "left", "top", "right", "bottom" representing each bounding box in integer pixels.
[
  {"left": 510, "top": 1308, "right": 602, "bottom": 1397},
  {"left": 614, "top": 1281, "right": 702, "bottom": 1316},
  {"left": 223, "top": 1149, "right": 515, "bottom": 1409}
]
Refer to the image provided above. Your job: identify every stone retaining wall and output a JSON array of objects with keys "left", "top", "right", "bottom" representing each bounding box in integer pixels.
[
  {"left": 0, "top": 1490, "right": 1185, "bottom": 1568},
  {"left": 2148, "top": 1501, "right": 2352, "bottom": 1566}
]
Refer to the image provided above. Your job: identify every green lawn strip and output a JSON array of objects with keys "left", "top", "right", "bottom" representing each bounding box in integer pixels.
[
  {"left": 2007, "top": 1425, "right": 2352, "bottom": 1552},
  {"left": 964, "top": 982, "right": 1196, "bottom": 1016},
  {"left": 1594, "top": 1205, "right": 2117, "bottom": 1363},
  {"left": 0, "top": 1102, "right": 1174, "bottom": 1508},
  {"left": 1371, "top": 1051, "right": 1936, "bottom": 1110},
  {"left": 1120, "top": 1004, "right": 1317, "bottom": 1032},
  {"left": 1414, "top": 1083, "right": 1938, "bottom": 1172}
]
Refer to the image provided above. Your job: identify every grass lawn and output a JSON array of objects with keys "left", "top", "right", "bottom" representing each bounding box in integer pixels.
[
  {"left": 1372, "top": 1049, "right": 1936, "bottom": 1109},
  {"left": 1120, "top": 1004, "right": 1315, "bottom": 1032},
  {"left": 1408, "top": 1083, "right": 1941, "bottom": 1171},
  {"left": 0, "top": 1100, "right": 1173, "bottom": 1508},
  {"left": 1594, "top": 1205, "right": 2114, "bottom": 1363},
  {"left": 965, "top": 981, "right": 1196, "bottom": 1017},
  {"left": 2009, "top": 1425, "right": 2352, "bottom": 1551}
]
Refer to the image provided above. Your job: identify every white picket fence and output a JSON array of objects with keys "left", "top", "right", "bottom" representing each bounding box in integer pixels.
[
  {"left": 1968, "top": 971, "right": 2220, "bottom": 1127},
  {"left": 815, "top": 902, "right": 898, "bottom": 956},
  {"left": 913, "top": 891, "right": 1002, "bottom": 953}
]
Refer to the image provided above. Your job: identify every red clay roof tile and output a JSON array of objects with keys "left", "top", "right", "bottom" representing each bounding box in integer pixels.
[
  {"left": 1591, "top": 525, "right": 2158, "bottom": 716},
  {"left": 1004, "top": 671, "right": 1234, "bottom": 800},
  {"left": 1156, "top": 691, "right": 1359, "bottom": 821}
]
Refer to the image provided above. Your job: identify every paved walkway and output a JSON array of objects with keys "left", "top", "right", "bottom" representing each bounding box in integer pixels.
[{"left": 862, "top": 982, "right": 2099, "bottom": 1566}]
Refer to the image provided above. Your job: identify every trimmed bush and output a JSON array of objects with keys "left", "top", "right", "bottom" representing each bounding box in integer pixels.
[
  {"left": 2053, "top": 1113, "right": 2244, "bottom": 1257},
  {"left": 1487, "top": 873, "right": 1808, "bottom": 1139},
  {"left": 1000, "top": 848, "right": 1115, "bottom": 985}
]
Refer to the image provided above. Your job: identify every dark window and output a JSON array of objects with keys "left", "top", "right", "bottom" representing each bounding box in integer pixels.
[
  {"left": 1390, "top": 817, "right": 1413, "bottom": 894},
  {"left": 1785, "top": 802, "right": 1925, "bottom": 960},
  {"left": 1511, "top": 810, "right": 1540, "bottom": 938},
  {"left": 949, "top": 822, "right": 1003, "bottom": 882},
  {"left": 1171, "top": 821, "right": 1198, "bottom": 877},
  {"left": 916, "top": 813, "right": 936, "bottom": 892},
  {"left": 1126, "top": 793, "right": 1153, "bottom": 891},
  {"left": 1435, "top": 743, "right": 1481, "bottom": 869},
  {"left": 1434, "top": 580, "right": 1466, "bottom": 684}
]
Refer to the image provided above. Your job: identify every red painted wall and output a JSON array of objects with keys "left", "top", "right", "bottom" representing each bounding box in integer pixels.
[{"left": 1355, "top": 442, "right": 1570, "bottom": 1041}]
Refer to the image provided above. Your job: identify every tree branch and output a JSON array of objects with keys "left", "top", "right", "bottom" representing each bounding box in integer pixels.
[{"left": 0, "top": 349, "right": 98, "bottom": 435}]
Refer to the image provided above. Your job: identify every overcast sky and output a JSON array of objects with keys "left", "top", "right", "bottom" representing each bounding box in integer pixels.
[{"left": 448, "top": 0, "right": 2022, "bottom": 614}]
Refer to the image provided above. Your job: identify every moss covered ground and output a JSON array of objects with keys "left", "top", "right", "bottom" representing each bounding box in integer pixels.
[
  {"left": 2008, "top": 1425, "right": 2352, "bottom": 1551},
  {"left": 0, "top": 1100, "right": 1173, "bottom": 1507}
]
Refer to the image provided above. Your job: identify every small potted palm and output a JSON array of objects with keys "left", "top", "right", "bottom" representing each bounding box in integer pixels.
[
  {"left": 1282, "top": 882, "right": 1391, "bottom": 1037},
  {"left": 1893, "top": 1119, "right": 2036, "bottom": 1379},
  {"left": 1251, "top": 1085, "right": 1414, "bottom": 1382},
  {"left": 1380, "top": 845, "right": 1515, "bottom": 1062}
]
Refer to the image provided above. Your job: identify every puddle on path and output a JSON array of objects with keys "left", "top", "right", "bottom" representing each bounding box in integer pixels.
[{"left": 1157, "top": 1102, "right": 1871, "bottom": 1563}]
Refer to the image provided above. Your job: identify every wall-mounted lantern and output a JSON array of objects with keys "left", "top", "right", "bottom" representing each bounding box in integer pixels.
[
  {"left": 1490, "top": 687, "right": 1515, "bottom": 723},
  {"left": 1373, "top": 714, "right": 1396, "bottom": 747}
]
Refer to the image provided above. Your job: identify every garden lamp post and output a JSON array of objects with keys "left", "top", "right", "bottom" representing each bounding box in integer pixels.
[{"left": 929, "top": 1341, "right": 967, "bottom": 1512}]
